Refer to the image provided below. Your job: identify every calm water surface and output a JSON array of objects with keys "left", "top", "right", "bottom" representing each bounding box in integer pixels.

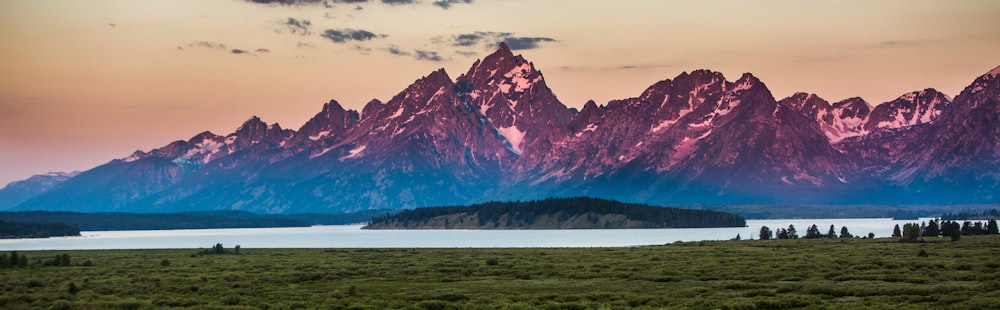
[{"left": 0, "top": 218, "right": 931, "bottom": 250}]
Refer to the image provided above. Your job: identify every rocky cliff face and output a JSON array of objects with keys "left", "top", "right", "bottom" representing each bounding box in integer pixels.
[{"left": 8, "top": 48, "right": 999, "bottom": 213}]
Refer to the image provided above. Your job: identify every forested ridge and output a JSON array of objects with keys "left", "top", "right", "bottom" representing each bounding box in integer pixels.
[
  {"left": 0, "top": 219, "right": 80, "bottom": 238},
  {"left": 0, "top": 210, "right": 386, "bottom": 231},
  {"left": 365, "top": 197, "right": 746, "bottom": 229}
]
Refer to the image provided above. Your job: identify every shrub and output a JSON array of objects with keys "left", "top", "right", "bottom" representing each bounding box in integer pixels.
[
  {"left": 221, "top": 295, "right": 241, "bottom": 306},
  {"left": 485, "top": 258, "right": 499, "bottom": 266}
]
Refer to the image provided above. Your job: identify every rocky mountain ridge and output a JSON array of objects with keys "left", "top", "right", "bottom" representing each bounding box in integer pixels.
[{"left": 4, "top": 45, "right": 998, "bottom": 213}]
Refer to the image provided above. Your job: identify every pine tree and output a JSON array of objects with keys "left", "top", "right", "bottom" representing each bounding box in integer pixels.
[
  {"left": 759, "top": 226, "right": 773, "bottom": 240},
  {"left": 892, "top": 224, "right": 901, "bottom": 238},
  {"left": 987, "top": 219, "right": 999, "bottom": 235},
  {"left": 839, "top": 226, "right": 852, "bottom": 239},
  {"left": 923, "top": 219, "right": 940, "bottom": 237},
  {"left": 805, "top": 224, "right": 821, "bottom": 239},
  {"left": 901, "top": 223, "right": 921, "bottom": 242},
  {"left": 826, "top": 225, "right": 836, "bottom": 238}
]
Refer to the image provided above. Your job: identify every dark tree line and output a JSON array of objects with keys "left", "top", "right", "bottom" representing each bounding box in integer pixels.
[
  {"left": 0, "top": 219, "right": 80, "bottom": 239},
  {"left": 759, "top": 224, "right": 857, "bottom": 240},
  {"left": 893, "top": 219, "right": 999, "bottom": 242},
  {"left": 368, "top": 197, "right": 746, "bottom": 229},
  {"left": 940, "top": 209, "right": 1000, "bottom": 220}
]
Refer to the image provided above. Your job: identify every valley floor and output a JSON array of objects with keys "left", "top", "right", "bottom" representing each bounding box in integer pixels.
[{"left": 1, "top": 236, "right": 998, "bottom": 309}]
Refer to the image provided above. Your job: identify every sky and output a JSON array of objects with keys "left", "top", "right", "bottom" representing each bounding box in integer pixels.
[{"left": 1, "top": 0, "right": 999, "bottom": 187}]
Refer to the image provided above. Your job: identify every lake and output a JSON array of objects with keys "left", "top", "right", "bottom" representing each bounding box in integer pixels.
[{"left": 0, "top": 218, "right": 931, "bottom": 250}]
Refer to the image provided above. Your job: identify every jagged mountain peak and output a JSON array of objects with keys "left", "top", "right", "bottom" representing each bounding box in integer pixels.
[
  {"left": 864, "top": 87, "right": 950, "bottom": 131},
  {"left": 295, "top": 99, "right": 360, "bottom": 142},
  {"left": 778, "top": 92, "right": 831, "bottom": 118},
  {"left": 732, "top": 72, "right": 765, "bottom": 91},
  {"left": 362, "top": 99, "right": 385, "bottom": 117},
  {"left": 188, "top": 131, "right": 221, "bottom": 144},
  {"left": 833, "top": 97, "right": 870, "bottom": 109}
]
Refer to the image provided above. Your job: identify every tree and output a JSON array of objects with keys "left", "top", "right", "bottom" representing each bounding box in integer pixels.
[
  {"left": 805, "top": 224, "right": 821, "bottom": 239},
  {"left": 234, "top": 245, "right": 241, "bottom": 255},
  {"left": 733, "top": 234, "right": 741, "bottom": 241},
  {"left": 776, "top": 228, "right": 789, "bottom": 240},
  {"left": 826, "top": 225, "right": 836, "bottom": 238},
  {"left": 923, "top": 219, "right": 940, "bottom": 237},
  {"left": 839, "top": 226, "right": 852, "bottom": 239},
  {"left": 18, "top": 254, "right": 27, "bottom": 268},
  {"left": 759, "top": 226, "right": 773, "bottom": 240},
  {"left": 987, "top": 219, "right": 999, "bottom": 235},
  {"left": 787, "top": 225, "right": 798, "bottom": 239},
  {"left": 892, "top": 224, "right": 901, "bottom": 238},
  {"left": 901, "top": 223, "right": 921, "bottom": 242},
  {"left": 9, "top": 251, "right": 17, "bottom": 268}
]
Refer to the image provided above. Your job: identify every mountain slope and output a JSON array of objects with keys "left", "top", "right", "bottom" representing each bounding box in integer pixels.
[{"left": 0, "top": 172, "right": 79, "bottom": 210}]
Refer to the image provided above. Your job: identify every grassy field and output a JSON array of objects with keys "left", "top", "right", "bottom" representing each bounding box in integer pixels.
[{"left": 2, "top": 236, "right": 999, "bottom": 309}]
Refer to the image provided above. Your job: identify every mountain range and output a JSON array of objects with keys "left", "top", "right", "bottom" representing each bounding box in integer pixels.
[{"left": 3, "top": 43, "right": 998, "bottom": 213}]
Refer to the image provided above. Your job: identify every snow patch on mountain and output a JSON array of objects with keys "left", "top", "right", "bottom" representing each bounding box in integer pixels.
[
  {"left": 343, "top": 145, "right": 366, "bottom": 160},
  {"left": 498, "top": 125, "right": 525, "bottom": 155}
]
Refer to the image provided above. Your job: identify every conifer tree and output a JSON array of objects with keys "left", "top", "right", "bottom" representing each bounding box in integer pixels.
[
  {"left": 759, "top": 226, "right": 773, "bottom": 240},
  {"left": 839, "top": 226, "right": 852, "bottom": 238}
]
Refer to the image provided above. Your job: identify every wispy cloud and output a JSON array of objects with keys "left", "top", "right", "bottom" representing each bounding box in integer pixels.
[
  {"left": 282, "top": 17, "right": 312, "bottom": 36},
  {"left": 179, "top": 41, "right": 269, "bottom": 56},
  {"left": 320, "top": 28, "right": 386, "bottom": 43},
  {"left": 384, "top": 45, "right": 410, "bottom": 56},
  {"left": 433, "top": 0, "right": 473, "bottom": 9},
  {"left": 185, "top": 41, "right": 227, "bottom": 50},
  {"left": 381, "top": 46, "right": 446, "bottom": 62},
  {"left": 414, "top": 50, "right": 443, "bottom": 61},
  {"left": 502, "top": 37, "right": 555, "bottom": 50},
  {"left": 245, "top": 0, "right": 326, "bottom": 5},
  {"left": 447, "top": 31, "right": 556, "bottom": 50}
]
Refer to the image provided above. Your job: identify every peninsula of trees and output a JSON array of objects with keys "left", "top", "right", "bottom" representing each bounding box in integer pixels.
[
  {"left": 364, "top": 197, "right": 746, "bottom": 230},
  {"left": 0, "top": 219, "right": 80, "bottom": 239}
]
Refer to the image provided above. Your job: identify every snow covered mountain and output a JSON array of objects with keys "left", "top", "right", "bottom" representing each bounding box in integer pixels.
[{"left": 8, "top": 46, "right": 999, "bottom": 213}]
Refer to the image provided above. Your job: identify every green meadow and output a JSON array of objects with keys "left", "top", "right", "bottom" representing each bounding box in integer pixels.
[{"left": 2, "top": 236, "right": 999, "bottom": 309}]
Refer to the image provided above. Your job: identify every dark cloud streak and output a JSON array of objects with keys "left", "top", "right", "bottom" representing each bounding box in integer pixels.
[
  {"left": 448, "top": 32, "right": 555, "bottom": 50},
  {"left": 502, "top": 37, "right": 555, "bottom": 50},
  {"left": 283, "top": 17, "right": 312, "bottom": 35},
  {"left": 414, "top": 50, "right": 443, "bottom": 61},
  {"left": 433, "top": 0, "right": 473, "bottom": 9},
  {"left": 321, "top": 28, "right": 386, "bottom": 43}
]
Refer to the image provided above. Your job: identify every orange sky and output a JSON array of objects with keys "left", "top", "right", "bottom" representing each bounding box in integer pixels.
[{"left": 1, "top": 0, "right": 999, "bottom": 186}]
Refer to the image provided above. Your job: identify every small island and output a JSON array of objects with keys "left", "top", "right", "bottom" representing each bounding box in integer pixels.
[{"left": 364, "top": 197, "right": 746, "bottom": 229}]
